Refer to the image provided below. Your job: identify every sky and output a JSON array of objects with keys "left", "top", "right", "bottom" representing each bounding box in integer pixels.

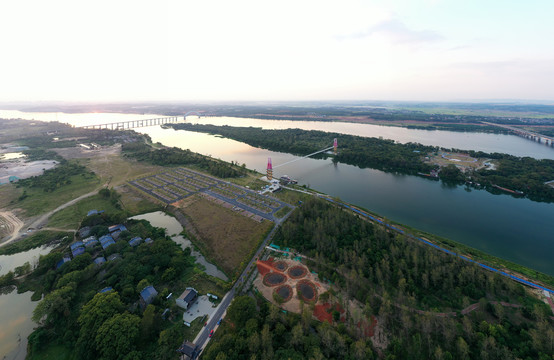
[{"left": 1, "top": 0, "right": 554, "bottom": 102}]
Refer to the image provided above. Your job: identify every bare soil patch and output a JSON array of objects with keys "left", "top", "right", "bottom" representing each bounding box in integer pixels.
[{"left": 313, "top": 302, "right": 346, "bottom": 324}]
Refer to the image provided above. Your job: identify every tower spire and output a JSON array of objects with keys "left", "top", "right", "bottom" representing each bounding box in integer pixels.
[
  {"left": 333, "top": 138, "right": 338, "bottom": 155},
  {"left": 267, "top": 157, "right": 273, "bottom": 180}
]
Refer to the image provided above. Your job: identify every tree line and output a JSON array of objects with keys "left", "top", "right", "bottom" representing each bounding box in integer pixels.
[
  {"left": 269, "top": 197, "right": 554, "bottom": 359},
  {"left": 169, "top": 123, "right": 554, "bottom": 202},
  {"left": 121, "top": 141, "right": 246, "bottom": 178}
]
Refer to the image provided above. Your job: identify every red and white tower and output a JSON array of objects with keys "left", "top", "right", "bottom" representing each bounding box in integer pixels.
[
  {"left": 266, "top": 157, "right": 273, "bottom": 180},
  {"left": 333, "top": 138, "right": 338, "bottom": 155}
]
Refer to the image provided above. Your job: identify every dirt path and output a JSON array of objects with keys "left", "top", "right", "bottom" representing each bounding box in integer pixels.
[
  {"left": 0, "top": 210, "right": 24, "bottom": 244},
  {"left": 0, "top": 187, "right": 102, "bottom": 248}
]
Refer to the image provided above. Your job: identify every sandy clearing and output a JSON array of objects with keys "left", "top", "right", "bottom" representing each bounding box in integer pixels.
[{"left": 0, "top": 211, "right": 24, "bottom": 245}]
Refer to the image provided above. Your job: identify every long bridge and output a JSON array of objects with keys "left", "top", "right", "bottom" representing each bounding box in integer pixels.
[
  {"left": 77, "top": 111, "right": 204, "bottom": 130},
  {"left": 483, "top": 122, "right": 554, "bottom": 146}
]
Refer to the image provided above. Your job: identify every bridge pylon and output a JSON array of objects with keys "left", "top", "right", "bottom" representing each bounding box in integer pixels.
[{"left": 267, "top": 158, "right": 273, "bottom": 181}]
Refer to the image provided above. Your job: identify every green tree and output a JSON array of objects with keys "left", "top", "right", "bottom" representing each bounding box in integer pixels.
[
  {"left": 227, "top": 296, "right": 257, "bottom": 328},
  {"left": 140, "top": 304, "right": 160, "bottom": 341},
  {"left": 75, "top": 291, "right": 124, "bottom": 360},
  {"left": 32, "top": 282, "right": 76, "bottom": 325},
  {"left": 95, "top": 312, "right": 141, "bottom": 360}
]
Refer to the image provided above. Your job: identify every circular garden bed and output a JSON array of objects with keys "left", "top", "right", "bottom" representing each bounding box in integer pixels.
[
  {"left": 263, "top": 272, "right": 287, "bottom": 286},
  {"left": 296, "top": 280, "right": 318, "bottom": 302},
  {"left": 287, "top": 265, "right": 307, "bottom": 279},
  {"left": 274, "top": 285, "right": 293, "bottom": 303},
  {"left": 273, "top": 260, "right": 288, "bottom": 272}
]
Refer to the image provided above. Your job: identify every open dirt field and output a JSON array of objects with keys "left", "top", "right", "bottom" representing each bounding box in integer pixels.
[
  {"left": 0, "top": 159, "right": 58, "bottom": 184},
  {"left": 426, "top": 152, "right": 494, "bottom": 172},
  {"left": 0, "top": 211, "right": 24, "bottom": 243},
  {"left": 173, "top": 195, "right": 273, "bottom": 278}
]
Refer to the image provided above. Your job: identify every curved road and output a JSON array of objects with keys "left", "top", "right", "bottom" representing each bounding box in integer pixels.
[{"left": 0, "top": 187, "right": 103, "bottom": 247}]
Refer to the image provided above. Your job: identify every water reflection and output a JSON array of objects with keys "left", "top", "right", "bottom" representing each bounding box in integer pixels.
[{"left": 130, "top": 212, "right": 228, "bottom": 281}]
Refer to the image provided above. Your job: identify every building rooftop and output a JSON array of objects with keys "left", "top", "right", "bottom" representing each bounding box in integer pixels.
[
  {"left": 101, "top": 240, "right": 115, "bottom": 249},
  {"left": 178, "top": 341, "right": 198, "bottom": 357},
  {"left": 178, "top": 288, "right": 198, "bottom": 304},
  {"left": 99, "top": 234, "right": 114, "bottom": 245},
  {"left": 129, "top": 237, "right": 143, "bottom": 247},
  {"left": 70, "top": 241, "right": 84, "bottom": 251},
  {"left": 71, "top": 246, "right": 86, "bottom": 257},
  {"left": 108, "top": 224, "right": 127, "bottom": 233},
  {"left": 56, "top": 256, "right": 71, "bottom": 269},
  {"left": 140, "top": 286, "right": 158, "bottom": 305}
]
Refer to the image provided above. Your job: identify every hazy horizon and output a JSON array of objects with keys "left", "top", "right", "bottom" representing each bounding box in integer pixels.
[{"left": 2, "top": 0, "right": 554, "bottom": 103}]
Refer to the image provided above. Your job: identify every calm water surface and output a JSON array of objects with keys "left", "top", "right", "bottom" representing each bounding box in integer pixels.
[
  {"left": 138, "top": 126, "right": 554, "bottom": 276},
  {"left": 2, "top": 110, "right": 553, "bottom": 274},
  {"left": 130, "top": 211, "right": 228, "bottom": 281},
  {"left": 0, "top": 290, "right": 37, "bottom": 360}
]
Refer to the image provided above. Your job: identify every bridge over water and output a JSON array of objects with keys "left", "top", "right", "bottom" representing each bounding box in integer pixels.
[
  {"left": 483, "top": 122, "right": 554, "bottom": 146},
  {"left": 77, "top": 111, "right": 204, "bottom": 130}
]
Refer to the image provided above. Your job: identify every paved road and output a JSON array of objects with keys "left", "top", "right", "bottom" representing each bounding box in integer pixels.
[{"left": 191, "top": 209, "right": 294, "bottom": 356}]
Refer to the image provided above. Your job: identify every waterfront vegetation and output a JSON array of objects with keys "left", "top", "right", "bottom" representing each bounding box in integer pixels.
[
  {"left": 0, "top": 230, "right": 71, "bottom": 256},
  {"left": 269, "top": 197, "right": 554, "bottom": 359},
  {"left": 19, "top": 209, "right": 224, "bottom": 360},
  {"left": 169, "top": 123, "right": 554, "bottom": 202},
  {"left": 121, "top": 141, "right": 246, "bottom": 178}
]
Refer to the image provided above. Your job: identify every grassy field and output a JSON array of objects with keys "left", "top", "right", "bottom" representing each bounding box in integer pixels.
[
  {"left": 0, "top": 184, "right": 19, "bottom": 209},
  {"left": 14, "top": 171, "right": 101, "bottom": 217},
  {"left": 227, "top": 170, "right": 267, "bottom": 189},
  {"left": 47, "top": 186, "right": 161, "bottom": 229},
  {"left": 84, "top": 150, "right": 168, "bottom": 187},
  {"left": 175, "top": 195, "right": 273, "bottom": 280}
]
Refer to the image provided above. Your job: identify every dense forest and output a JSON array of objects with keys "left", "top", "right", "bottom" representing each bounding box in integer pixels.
[
  {"left": 203, "top": 295, "right": 375, "bottom": 360},
  {"left": 266, "top": 197, "right": 553, "bottom": 359},
  {"left": 19, "top": 205, "right": 224, "bottom": 360},
  {"left": 121, "top": 141, "right": 246, "bottom": 178},
  {"left": 169, "top": 124, "right": 554, "bottom": 202}
]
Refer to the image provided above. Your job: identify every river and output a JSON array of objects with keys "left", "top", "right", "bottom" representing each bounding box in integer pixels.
[
  {"left": 2, "top": 109, "right": 553, "bottom": 358},
  {"left": 1, "top": 109, "right": 553, "bottom": 276}
]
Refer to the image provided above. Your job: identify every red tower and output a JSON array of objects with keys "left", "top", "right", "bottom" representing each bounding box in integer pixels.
[
  {"left": 267, "top": 157, "right": 273, "bottom": 180},
  {"left": 333, "top": 138, "right": 338, "bottom": 155}
]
